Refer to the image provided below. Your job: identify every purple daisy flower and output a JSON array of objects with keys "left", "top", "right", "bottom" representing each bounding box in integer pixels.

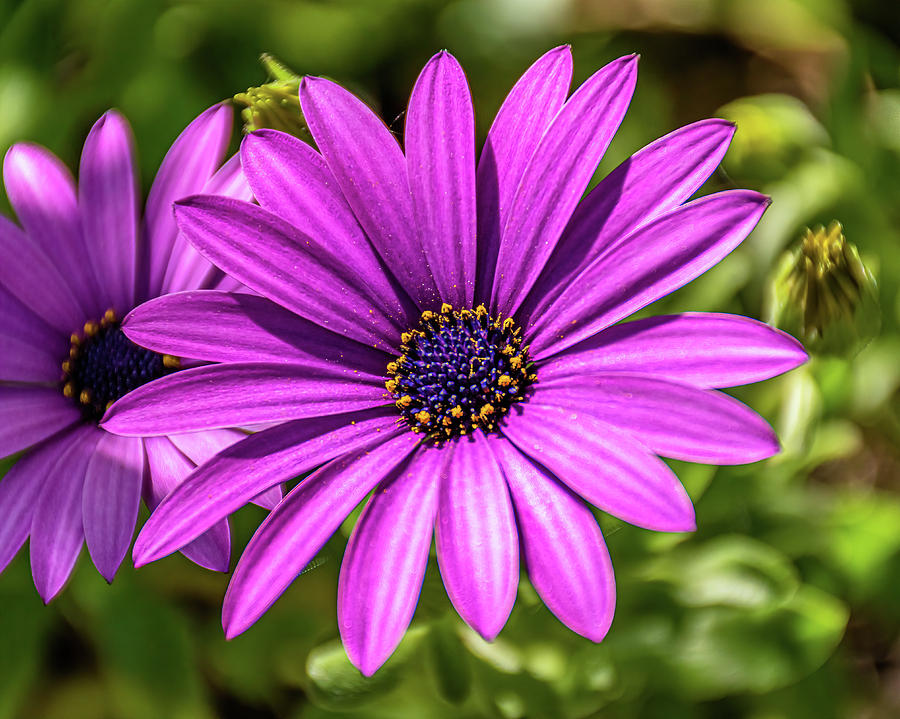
[
  {"left": 0, "top": 105, "right": 281, "bottom": 601},
  {"left": 106, "top": 48, "right": 807, "bottom": 675}
]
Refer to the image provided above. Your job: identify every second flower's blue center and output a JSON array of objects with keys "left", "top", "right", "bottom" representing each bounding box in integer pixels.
[
  {"left": 61, "top": 309, "right": 180, "bottom": 421},
  {"left": 386, "top": 304, "right": 536, "bottom": 442}
]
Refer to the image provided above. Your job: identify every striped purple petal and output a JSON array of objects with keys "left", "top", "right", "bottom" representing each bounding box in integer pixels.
[
  {"left": 519, "top": 118, "right": 736, "bottom": 321},
  {"left": 476, "top": 46, "right": 573, "bottom": 299},
  {"left": 123, "top": 290, "right": 391, "bottom": 375},
  {"left": 538, "top": 312, "right": 808, "bottom": 388},
  {"left": 406, "top": 51, "right": 477, "bottom": 307},
  {"left": 4, "top": 143, "right": 100, "bottom": 317},
  {"left": 103, "top": 362, "right": 389, "bottom": 435},
  {"left": 531, "top": 374, "right": 779, "bottom": 464},
  {"left": 300, "top": 76, "right": 440, "bottom": 308},
  {"left": 0, "top": 387, "right": 81, "bottom": 457},
  {"left": 502, "top": 402, "right": 695, "bottom": 532},
  {"left": 435, "top": 433, "right": 518, "bottom": 640},
  {"left": 134, "top": 407, "right": 404, "bottom": 567},
  {"left": 79, "top": 110, "right": 139, "bottom": 311},
  {"left": 31, "top": 424, "right": 102, "bottom": 602},
  {"left": 82, "top": 432, "right": 144, "bottom": 582},
  {"left": 489, "top": 435, "right": 615, "bottom": 641},
  {"left": 143, "top": 103, "right": 231, "bottom": 297},
  {"left": 142, "top": 436, "right": 231, "bottom": 572},
  {"left": 339, "top": 445, "right": 442, "bottom": 676},
  {"left": 173, "top": 196, "right": 403, "bottom": 350},
  {"left": 223, "top": 432, "right": 420, "bottom": 639},
  {"left": 491, "top": 55, "right": 638, "bottom": 316},
  {"left": 527, "top": 190, "right": 770, "bottom": 358}
]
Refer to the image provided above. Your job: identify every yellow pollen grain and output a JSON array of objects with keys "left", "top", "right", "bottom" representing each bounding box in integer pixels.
[
  {"left": 503, "top": 318, "right": 515, "bottom": 331},
  {"left": 501, "top": 344, "right": 514, "bottom": 355},
  {"left": 401, "top": 332, "right": 413, "bottom": 344},
  {"left": 61, "top": 360, "right": 70, "bottom": 374},
  {"left": 386, "top": 361, "right": 399, "bottom": 374},
  {"left": 69, "top": 347, "right": 79, "bottom": 359},
  {"left": 479, "top": 404, "right": 495, "bottom": 418},
  {"left": 450, "top": 405, "right": 463, "bottom": 418},
  {"left": 62, "top": 383, "right": 75, "bottom": 398},
  {"left": 70, "top": 333, "right": 81, "bottom": 345},
  {"left": 475, "top": 304, "right": 488, "bottom": 317},
  {"left": 415, "top": 410, "right": 431, "bottom": 424},
  {"left": 385, "top": 379, "right": 398, "bottom": 393},
  {"left": 510, "top": 355, "right": 523, "bottom": 369},
  {"left": 102, "top": 308, "right": 117, "bottom": 325},
  {"left": 497, "top": 374, "right": 512, "bottom": 387},
  {"left": 162, "top": 355, "right": 181, "bottom": 369},
  {"left": 440, "top": 303, "right": 453, "bottom": 314},
  {"left": 79, "top": 389, "right": 92, "bottom": 405},
  {"left": 397, "top": 395, "right": 412, "bottom": 408},
  {"left": 421, "top": 310, "right": 435, "bottom": 321},
  {"left": 83, "top": 320, "right": 99, "bottom": 337},
  {"left": 442, "top": 416, "right": 453, "bottom": 426}
]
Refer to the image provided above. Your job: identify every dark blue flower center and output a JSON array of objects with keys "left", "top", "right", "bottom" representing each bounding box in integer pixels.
[
  {"left": 385, "top": 304, "right": 536, "bottom": 442},
  {"left": 61, "top": 310, "right": 179, "bottom": 421}
]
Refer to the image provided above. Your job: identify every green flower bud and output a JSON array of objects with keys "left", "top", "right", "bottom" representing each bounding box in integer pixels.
[
  {"left": 768, "top": 221, "right": 880, "bottom": 357},
  {"left": 234, "top": 54, "right": 311, "bottom": 141}
]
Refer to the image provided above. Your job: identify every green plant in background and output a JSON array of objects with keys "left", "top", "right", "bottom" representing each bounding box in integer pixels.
[
  {"left": 769, "top": 221, "right": 880, "bottom": 357},
  {"left": 0, "top": 0, "right": 898, "bottom": 717}
]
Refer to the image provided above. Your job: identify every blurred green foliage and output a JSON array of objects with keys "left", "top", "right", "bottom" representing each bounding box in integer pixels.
[{"left": 1, "top": 0, "right": 899, "bottom": 717}]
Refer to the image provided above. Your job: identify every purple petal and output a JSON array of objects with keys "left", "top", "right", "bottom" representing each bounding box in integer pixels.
[
  {"left": 103, "top": 362, "right": 389, "bottom": 436},
  {"left": 435, "top": 433, "right": 517, "bottom": 640},
  {"left": 491, "top": 55, "right": 638, "bottom": 316},
  {"left": 82, "top": 432, "right": 144, "bottom": 582},
  {"left": 502, "top": 402, "right": 695, "bottom": 532},
  {"left": 142, "top": 436, "right": 231, "bottom": 572},
  {"left": 162, "top": 153, "right": 253, "bottom": 294},
  {"left": 489, "top": 435, "right": 615, "bottom": 641},
  {"left": 30, "top": 424, "right": 102, "bottom": 602},
  {"left": 0, "top": 202, "right": 87, "bottom": 333},
  {"left": 0, "top": 282, "right": 68, "bottom": 382},
  {"left": 405, "top": 51, "right": 476, "bottom": 307},
  {"left": 527, "top": 190, "right": 771, "bottom": 358},
  {"left": 0, "top": 387, "right": 81, "bottom": 456},
  {"left": 142, "top": 103, "right": 232, "bottom": 297},
  {"left": 79, "top": 110, "right": 139, "bottom": 311},
  {"left": 166, "top": 427, "right": 282, "bottom": 510},
  {"left": 134, "top": 407, "right": 404, "bottom": 567},
  {"left": 521, "top": 119, "right": 736, "bottom": 320},
  {"left": 167, "top": 428, "right": 244, "bottom": 466},
  {"left": 222, "top": 431, "right": 419, "bottom": 639},
  {"left": 538, "top": 312, "right": 808, "bottom": 389},
  {"left": 300, "top": 76, "right": 439, "bottom": 308},
  {"left": 0, "top": 430, "right": 86, "bottom": 574},
  {"left": 3, "top": 143, "right": 100, "bottom": 316},
  {"left": 123, "top": 290, "right": 391, "bottom": 376},
  {"left": 339, "top": 445, "right": 442, "bottom": 676},
  {"left": 241, "top": 130, "right": 414, "bottom": 320},
  {"left": 476, "top": 46, "right": 573, "bottom": 300},
  {"left": 532, "top": 374, "right": 780, "bottom": 464},
  {"left": 173, "top": 196, "right": 402, "bottom": 351}
]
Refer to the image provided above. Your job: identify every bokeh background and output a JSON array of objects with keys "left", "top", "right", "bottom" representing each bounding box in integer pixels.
[{"left": 1, "top": 0, "right": 899, "bottom": 717}]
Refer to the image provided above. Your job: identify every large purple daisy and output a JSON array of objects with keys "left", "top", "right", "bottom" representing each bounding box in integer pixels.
[
  {"left": 0, "top": 105, "right": 280, "bottom": 601},
  {"left": 106, "top": 48, "right": 807, "bottom": 674}
]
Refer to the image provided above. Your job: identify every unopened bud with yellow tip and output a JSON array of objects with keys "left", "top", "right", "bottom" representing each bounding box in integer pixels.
[
  {"left": 234, "top": 54, "right": 312, "bottom": 141},
  {"left": 768, "top": 221, "right": 880, "bottom": 357}
]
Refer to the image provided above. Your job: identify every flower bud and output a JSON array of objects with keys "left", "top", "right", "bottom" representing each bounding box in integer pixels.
[
  {"left": 768, "top": 221, "right": 880, "bottom": 357},
  {"left": 234, "top": 54, "right": 311, "bottom": 140}
]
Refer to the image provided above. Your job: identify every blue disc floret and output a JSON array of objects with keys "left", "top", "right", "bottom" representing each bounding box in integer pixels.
[{"left": 386, "top": 303, "right": 536, "bottom": 442}]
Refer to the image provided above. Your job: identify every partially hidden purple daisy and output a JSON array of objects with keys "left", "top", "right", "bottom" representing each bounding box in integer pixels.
[
  {"left": 0, "top": 105, "right": 281, "bottom": 601},
  {"left": 105, "top": 48, "right": 807, "bottom": 674}
]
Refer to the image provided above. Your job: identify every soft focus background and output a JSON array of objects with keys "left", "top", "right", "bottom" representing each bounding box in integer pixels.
[{"left": 1, "top": 0, "right": 899, "bottom": 717}]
